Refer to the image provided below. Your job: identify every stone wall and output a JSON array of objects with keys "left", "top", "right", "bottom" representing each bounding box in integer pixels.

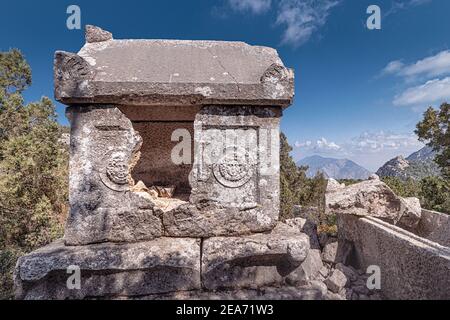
[{"left": 337, "top": 214, "right": 450, "bottom": 300}]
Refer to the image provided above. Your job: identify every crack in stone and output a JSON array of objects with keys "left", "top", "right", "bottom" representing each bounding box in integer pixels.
[{"left": 206, "top": 47, "right": 241, "bottom": 93}]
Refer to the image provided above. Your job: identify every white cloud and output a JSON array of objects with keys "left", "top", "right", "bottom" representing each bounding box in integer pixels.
[
  {"left": 276, "top": 0, "right": 339, "bottom": 47},
  {"left": 295, "top": 137, "right": 340, "bottom": 152},
  {"left": 317, "top": 137, "right": 341, "bottom": 150},
  {"left": 349, "top": 131, "right": 423, "bottom": 153},
  {"left": 296, "top": 132, "right": 421, "bottom": 155},
  {"left": 401, "top": 50, "right": 450, "bottom": 78},
  {"left": 382, "top": 60, "right": 405, "bottom": 75},
  {"left": 228, "top": 0, "right": 272, "bottom": 14},
  {"left": 393, "top": 77, "right": 450, "bottom": 106},
  {"left": 381, "top": 50, "right": 450, "bottom": 107},
  {"left": 384, "top": 50, "right": 450, "bottom": 79},
  {"left": 225, "top": 0, "right": 339, "bottom": 47},
  {"left": 295, "top": 140, "right": 312, "bottom": 148},
  {"left": 385, "top": 0, "right": 432, "bottom": 17}
]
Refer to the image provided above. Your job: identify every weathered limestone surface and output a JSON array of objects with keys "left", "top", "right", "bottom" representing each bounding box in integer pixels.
[
  {"left": 130, "top": 286, "right": 323, "bottom": 300},
  {"left": 14, "top": 238, "right": 201, "bottom": 299},
  {"left": 163, "top": 203, "right": 276, "bottom": 237},
  {"left": 325, "top": 178, "right": 422, "bottom": 229},
  {"left": 337, "top": 214, "right": 450, "bottom": 300},
  {"left": 417, "top": 209, "right": 450, "bottom": 247},
  {"left": 15, "top": 25, "right": 301, "bottom": 300},
  {"left": 201, "top": 223, "right": 310, "bottom": 290},
  {"left": 54, "top": 27, "right": 294, "bottom": 107},
  {"left": 163, "top": 106, "right": 280, "bottom": 236},
  {"left": 284, "top": 218, "right": 323, "bottom": 284},
  {"left": 85, "top": 25, "right": 113, "bottom": 43},
  {"left": 65, "top": 105, "right": 162, "bottom": 245},
  {"left": 285, "top": 217, "right": 320, "bottom": 250},
  {"left": 324, "top": 269, "right": 348, "bottom": 293}
]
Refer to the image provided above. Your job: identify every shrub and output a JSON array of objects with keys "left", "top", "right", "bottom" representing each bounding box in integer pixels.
[{"left": 0, "top": 49, "right": 68, "bottom": 299}]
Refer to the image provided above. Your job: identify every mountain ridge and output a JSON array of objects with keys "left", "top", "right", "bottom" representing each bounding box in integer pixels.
[
  {"left": 297, "top": 155, "right": 372, "bottom": 180},
  {"left": 376, "top": 146, "right": 441, "bottom": 180}
]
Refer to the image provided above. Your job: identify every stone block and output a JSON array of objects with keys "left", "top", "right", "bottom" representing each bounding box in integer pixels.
[
  {"left": 55, "top": 26, "right": 294, "bottom": 107},
  {"left": 163, "top": 105, "right": 281, "bottom": 237},
  {"left": 163, "top": 202, "right": 276, "bottom": 237},
  {"left": 65, "top": 105, "right": 163, "bottom": 245},
  {"left": 201, "top": 223, "right": 310, "bottom": 290},
  {"left": 134, "top": 286, "right": 323, "bottom": 300},
  {"left": 286, "top": 217, "right": 320, "bottom": 250},
  {"left": 417, "top": 209, "right": 450, "bottom": 247},
  {"left": 14, "top": 238, "right": 201, "bottom": 299}
]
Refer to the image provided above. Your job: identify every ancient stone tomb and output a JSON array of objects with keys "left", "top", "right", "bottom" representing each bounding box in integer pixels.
[{"left": 14, "top": 26, "right": 313, "bottom": 299}]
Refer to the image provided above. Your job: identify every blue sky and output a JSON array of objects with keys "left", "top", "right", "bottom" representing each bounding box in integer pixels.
[{"left": 1, "top": 0, "right": 449, "bottom": 171}]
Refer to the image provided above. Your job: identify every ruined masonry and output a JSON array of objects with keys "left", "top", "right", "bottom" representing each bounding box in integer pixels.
[{"left": 13, "top": 26, "right": 321, "bottom": 299}]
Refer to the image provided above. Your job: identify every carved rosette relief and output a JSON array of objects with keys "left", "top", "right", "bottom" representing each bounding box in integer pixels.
[
  {"left": 100, "top": 150, "right": 130, "bottom": 191},
  {"left": 212, "top": 147, "right": 255, "bottom": 188}
]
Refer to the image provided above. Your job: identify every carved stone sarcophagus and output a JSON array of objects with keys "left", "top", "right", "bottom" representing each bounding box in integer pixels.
[
  {"left": 55, "top": 25, "right": 294, "bottom": 244},
  {"left": 14, "top": 26, "right": 315, "bottom": 300}
]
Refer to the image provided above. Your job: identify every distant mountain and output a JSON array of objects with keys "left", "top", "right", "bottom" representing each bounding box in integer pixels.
[
  {"left": 376, "top": 146, "right": 441, "bottom": 180},
  {"left": 406, "top": 146, "right": 436, "bottom": 162},
  {"left": 297, "top": 155, "right": 372, "bottom": 180}
]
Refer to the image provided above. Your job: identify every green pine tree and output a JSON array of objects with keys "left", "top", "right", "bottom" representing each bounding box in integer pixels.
[{"left": 0, "top": 49, "right": 68, "bottom": 299}]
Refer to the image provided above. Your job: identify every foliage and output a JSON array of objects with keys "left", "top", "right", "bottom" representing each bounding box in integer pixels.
[
  {"left": 416, "top": 103, "right": 450, "bottom": 179},
  {"left": 419, "top": 176, "right": 450, "bottom": 214},
  {"left": 403, "top": 159, "right": 442, "bottom": 180},
  {"left": 0, "top": 248, "right": 24, "bottom": 299},
  {"left": 382, "top": 176, "right": 450, "bottom": 214},
  {"left": 0, "top": 49, "right": 68, "bottom": 299},
  {"left": 317, "top": 213, "right": 338, "bottom": 237},
  {"left": 381, "top": 177, "right": 421, "bottom": 198},
  {"left": 279, "top": 133, "right": 327, "bottom": 220}
]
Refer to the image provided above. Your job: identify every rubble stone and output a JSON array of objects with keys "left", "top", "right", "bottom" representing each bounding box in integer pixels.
[
  {"left": 286, "top": 217, "right": 320, "bottom": 250},
  {"left": 324, "top": 269, "right": 348, "bottom": 293}
]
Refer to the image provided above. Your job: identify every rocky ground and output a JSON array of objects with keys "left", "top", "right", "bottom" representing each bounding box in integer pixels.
[{"left": 286, "top": 216, "right": 383, "bottom": 300}]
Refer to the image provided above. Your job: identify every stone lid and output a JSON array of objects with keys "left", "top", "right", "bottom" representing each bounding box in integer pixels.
[{"left": 54, "top": 26, "right": 294, "bottom": 107}]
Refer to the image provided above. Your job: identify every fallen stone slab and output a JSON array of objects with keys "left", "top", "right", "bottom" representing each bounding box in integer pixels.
[
  {"left": 325, "top": 178, "right": 421, "bottom": 229},
  {"left": 337, "top": 214, "right": 450, "bottom": 300},
  {"left": 14, "top": 238, "right": 201, "bottom": 299},
  {"left": 201, "top": 223, "right": 310, "bottom": 290}
]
